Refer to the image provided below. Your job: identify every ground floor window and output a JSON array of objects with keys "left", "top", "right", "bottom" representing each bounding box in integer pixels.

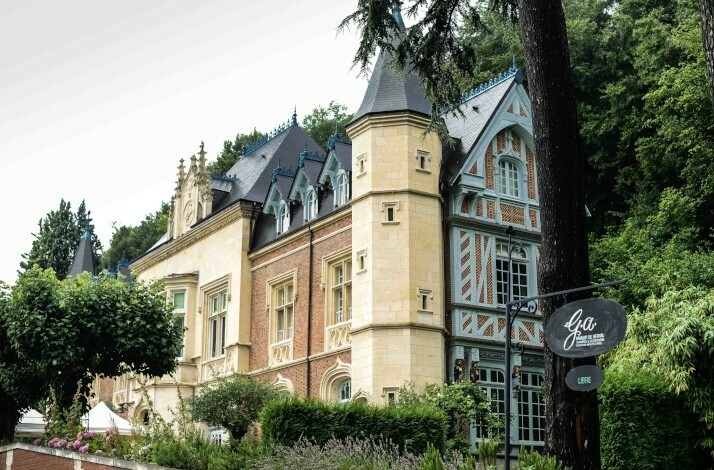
[{"left": 518, "top": 371, "right": 545, "bottom": 443}]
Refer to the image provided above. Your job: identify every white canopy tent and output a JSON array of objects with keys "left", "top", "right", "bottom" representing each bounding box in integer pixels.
[{"left": 15, "top": 402, "right": 133, "bottom": 437}]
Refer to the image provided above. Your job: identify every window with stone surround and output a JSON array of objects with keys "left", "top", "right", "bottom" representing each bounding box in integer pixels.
[
  {"left": 381, "top": 201, "right": 400, "bottom": 224},
  {"left": 200, "top": 274, "right": 230, "bottom": 362},
  {"left": 268, "top": 271, "right": 296, "bottom": 365},
  {"left": 208, "top": 290, "right": 227, "bottom": 359},
  {"left": 323, "top": 249, "right": 352, "bottom": 351},
  {"left": 416, "top": 150, "right": 431, "bottom": 173},
  {"left": 417, "top": 288, "right": 432, "bottom": 312},
  {"left": 356, "top": 153, "right": 367, "bottom": 177},
  {"left": 171, "top": 290, "right": 186, "bottom": 358}
]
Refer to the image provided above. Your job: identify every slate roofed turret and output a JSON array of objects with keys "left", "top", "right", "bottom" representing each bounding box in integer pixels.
[
  {"left": 349, "top": 2, "right": 431, "bottom": 125},
  {"left": 68, "top": 221, "right": 95, "bottom": 278}
]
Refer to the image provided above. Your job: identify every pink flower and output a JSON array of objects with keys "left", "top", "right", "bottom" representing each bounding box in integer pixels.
[
  {"left": 79, "top": 444, "right": 90, "bottom": 453},
  {"left": 95, "top": 450, "right": 103, "bottom": 455},
  {"left": 73, "top": 440, "right": 82, "bottom": 449},
  {"left": 33, "top": 438, "right": 42, "bottom": 446}
]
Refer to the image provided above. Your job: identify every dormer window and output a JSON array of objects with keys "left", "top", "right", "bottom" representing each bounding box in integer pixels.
[
  {"left": 335, "top": 173, "right": 349, "bottom": 206},
  {"left": 498, "top": 159, "right": 520, "bottom": 198},
  {"left": 277, "top": 203, "right": 290, "bottom": 234},
  {"left": 306, "top": 189, "right": 318, "bottom": 221}
]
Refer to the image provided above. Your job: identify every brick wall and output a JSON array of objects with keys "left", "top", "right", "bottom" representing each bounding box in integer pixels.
[
  {"left": 0, "top": 444, "right": 169, "bottom": 470},
  {"left": 250, "top": 213, "right": 352, "bottom": 397}
]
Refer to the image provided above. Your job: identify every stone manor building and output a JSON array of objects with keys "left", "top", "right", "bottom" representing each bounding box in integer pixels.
[{"left": 106, "top": 13, "right": 545, "bottom": 449}]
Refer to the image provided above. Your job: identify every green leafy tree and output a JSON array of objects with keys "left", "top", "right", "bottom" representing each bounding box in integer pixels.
[
  {"left": 20, "top": 199, "right": 102, "bottom": 280},
  {"left": 343, "top": 1, "right": 596, "bottom": 466},
  {"left": 700, "top": 0, "right": 714, "bottom": 109},
  {"left": 206, "top": 128, "right": 263, "bottom": 175},
  {"left": 0, "top": 266, "right": 183, "bottom": 440},
  {"left": 188, "top": 374, "right": 286, "bottom": 442},
  {"left": 101, "top": 203, "right": 169, "bottom": 269},
  {"left": 397, "top": 381, "right": 499, "bottom": 453},
  {"left": 301, "top": 101, "right": 353, "bottom": 149},
  {"left": 607, "top": 287, "right": 714, "bottom": 453}
]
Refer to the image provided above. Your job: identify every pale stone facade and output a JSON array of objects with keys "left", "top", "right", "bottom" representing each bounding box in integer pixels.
[{"left": 100, "top": 38, "right": 544, "bottom": 449}]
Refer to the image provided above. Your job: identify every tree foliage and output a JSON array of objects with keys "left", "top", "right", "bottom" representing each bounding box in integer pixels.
[
  {"left": 0, "top": 267, "right": 183, "bottom": 440},
  {"left": 101, "top": 203, "right": 169, "bottom": 270},
  {"left": 301, "top": 101, "right": 353, "bottom": 149},
  {"left": 206, "top": 128, "right": 264, "bottom": 175},
  {"left": 606, "top": 288, "right": 714, "bottom": 453},
  {"left": 397, "top": 381, "right": 500, "bottom": 453},
  {"left": 188, "top": 374, "right": 286, "bottom": 442},
  {"left": 20, "top": 199, "right": 102, "bottom": 280}
]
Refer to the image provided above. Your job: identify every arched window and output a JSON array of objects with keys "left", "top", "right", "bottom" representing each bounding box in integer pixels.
[
  {"left": 498, "top": 160, "right": 519, "bottom": 198},
  {"left": 306, "top": 189, "right": 318, "bottom": 221},
  {"left": 338, "top": 380, "right": 352, "bottom": 403},
  {"left": 335, "top": 173, "right": 349, "bottom": 206},
  {"left": 277, "top": 203, "right": 290, "bottom": 234}
]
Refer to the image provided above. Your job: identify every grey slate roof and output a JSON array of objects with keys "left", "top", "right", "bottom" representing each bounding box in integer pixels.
[
  {"left": 300, "top": 158, "right": 323, "bottom": 185},
  {"left": 240, "top": 125, "right": 324, "bottom": 204},
  {"left": 443, "top": 74, "right": 518, "bottom": 159},
  {"left": 349, "top": 47, "right": 431, "bottom": 124},
  {"left": 68, "top": 230, "right": 94, "bottom": 278},
  {"left": 333, "top": 141, "right": 352, "bottom": 170}
]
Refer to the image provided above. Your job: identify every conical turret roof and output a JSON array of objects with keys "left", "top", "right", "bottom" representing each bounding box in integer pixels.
[
  {"left": 68, "top": 223, "right": 94, "bottom": 278},
  {"left": 349, "top": 3, "right": 431, "bottom": 125}
]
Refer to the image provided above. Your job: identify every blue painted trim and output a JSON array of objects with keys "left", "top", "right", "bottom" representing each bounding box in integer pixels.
[{"left": 243, "top": 114, "right": 297, "bottom": 156}]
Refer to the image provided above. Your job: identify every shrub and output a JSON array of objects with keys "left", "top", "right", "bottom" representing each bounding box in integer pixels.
[
  {"left": 398, "top": 381, "right": 501, "bottom": 453},
  {"left": 251, "top": 437, "right": 422, "bottom": 469},
  {"left": 518, "top": 446, "right": 571, "bottom": 470},
  {"left": 188, "top": 374, "right": 286, "bottom": 442},
  {"left": 260, "top": 398, "right": 446, "bottom": 455},
  {"left": 600, "top": 369, "right": 704, "bottom": 469}
]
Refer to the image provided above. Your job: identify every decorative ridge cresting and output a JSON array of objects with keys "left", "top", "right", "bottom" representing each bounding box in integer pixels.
[
  {"left": 211, "top": 173, "right": 238, "bottom": 182},
  {"left": 446, "top": 63, "right": 520, "bottom": 113},
  {"left": 243, "top": 110, "right": 298, "bottom": 157},
  {"left": 271, "top": 160, "right": 296, "bottom": 182},
  {"left": 297, "top": 146, "right": 325, "bottom": 168}
]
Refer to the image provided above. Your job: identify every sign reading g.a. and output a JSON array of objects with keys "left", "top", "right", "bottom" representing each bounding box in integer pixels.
[{"left": 545, "top": 298, "right": 626, "bottom": 358}]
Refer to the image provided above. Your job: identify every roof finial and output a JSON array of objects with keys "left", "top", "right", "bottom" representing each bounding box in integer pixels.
[
  {"left": 83, "top": 219, "right": 91, "bottom": 239},
  {"left": 512, "top": 55, "right": 517, "bottom": 71},
  {"left": 292, "top": 106, "right": 297, "bottom": 125}
]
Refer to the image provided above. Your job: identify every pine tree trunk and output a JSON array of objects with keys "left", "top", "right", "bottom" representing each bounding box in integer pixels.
[
  {"left": 516, "top": 1, "right": 599, "bottom": 469},
  {"left": 701, "top": 0, "right": 714, "bottom": 110}
]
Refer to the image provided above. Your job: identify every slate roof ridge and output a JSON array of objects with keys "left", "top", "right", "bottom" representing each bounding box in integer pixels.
[
  {"left": 451, "top": 64, "right": 522, "bottom": 111},
  {"left": 243, "top": 110, "right": 298, "bottom": 157}
]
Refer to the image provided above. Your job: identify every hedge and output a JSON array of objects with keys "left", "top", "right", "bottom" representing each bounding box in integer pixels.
[
  {"left": 259, "top": 398, "right": 446, "bottom": 455},
  {"left": 600, "top": 369, "right": 704, "bottom": 469}
]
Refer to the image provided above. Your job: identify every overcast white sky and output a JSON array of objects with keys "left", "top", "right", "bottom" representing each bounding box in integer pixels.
[{"left": 0, "top": 0, "right": 369, "bottom": 284}]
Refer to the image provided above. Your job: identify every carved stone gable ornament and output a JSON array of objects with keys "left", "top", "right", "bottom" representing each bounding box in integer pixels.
[{"left": 545, "top": 298, "right": 626, "bottom": 358}]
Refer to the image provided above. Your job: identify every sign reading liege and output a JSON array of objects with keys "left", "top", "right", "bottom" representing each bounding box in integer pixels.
[{"left": 545, "top": 298, "right": 627, "bottom": 358}]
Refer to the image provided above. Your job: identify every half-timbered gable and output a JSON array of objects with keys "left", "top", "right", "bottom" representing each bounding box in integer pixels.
[{"left": 442, "top": 67, "right": 545, "bottom": 447}]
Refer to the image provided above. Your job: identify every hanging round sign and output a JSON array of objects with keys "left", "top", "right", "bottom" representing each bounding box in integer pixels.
[
  {"left": 545, "top": 298, "right": 626, "bottom": 358},
  {"left": 565, "top": 365, "right": 604, "bottom": 391}
]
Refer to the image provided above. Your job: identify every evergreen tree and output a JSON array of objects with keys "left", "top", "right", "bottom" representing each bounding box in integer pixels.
[
  {"left": 20, "top": 199, "right": 102, "bottom": 280},
  {"left": 101, "top": 203, "right": 169, "bottom": 269},
  {"left": 301, "top": 101, "right": 353, "bottom": 149},
  {"left": 206, "top": 128, "right": 263, "bottom": 175}
]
